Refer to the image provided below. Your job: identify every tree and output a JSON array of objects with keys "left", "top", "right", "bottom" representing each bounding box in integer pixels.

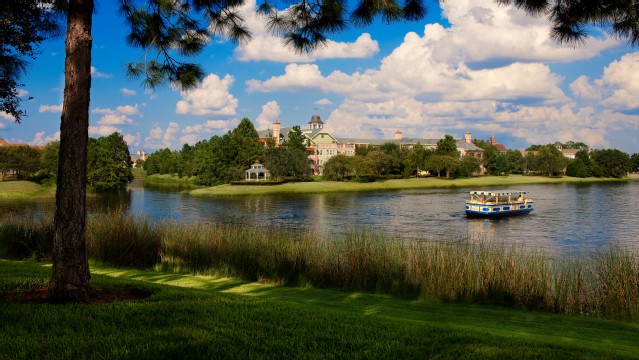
[
  {"left": 425, "top": 154, "right": 459, "bottom": 178},
  {"left": 322, "top": 154, "right": 352, "bottom": 181},
  {"left": 591, "top": 149, "right": 630, "bottom": 178},
  {"left": 87, "top": 133, "right": 134, "bottom": 191},
  {"left": 501, "top": 0, "right": 639, "bottom": 46},
  {"left": 25, "top": 0, "right": 428, "bottom": 301},
  {"left": 536, "top": 145, "right": 566, "bottom": 176},
  {"left": 436, "top": 135, "right": 460, "bottom": 158},
  {"left": 405, "top": 142, "right": 430, "bottom": 176},
  {"left": 1, "top": 1, "right": 59, "bottom": 122},
  {"left": 40, "top": 141, "right": 60, "bottom": 179},
  {"left": 459, "top": 153, "right": 481, "bottom": 177},
  {"left": 505, "top": 150, "right": 524, "bottom": 174},
  {"left": 630, "top": 153, "right": 639, "bottom": 173}
]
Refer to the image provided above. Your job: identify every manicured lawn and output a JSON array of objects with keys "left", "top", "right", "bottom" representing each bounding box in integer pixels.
[
  {"left": 191, "top": 175, "right": 633, "bottom": 197},
  {"left": 0, "top": 181, "right": 55, "bottom": 199},
  {"left": 1, "top": 260, "right": 638, "bottom": 359}
]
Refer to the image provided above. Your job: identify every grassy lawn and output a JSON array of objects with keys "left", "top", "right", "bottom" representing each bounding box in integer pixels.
[
  {"left": 0, "top": 181, "right": 55, "bottom": 199},
  {"left": 1, "top": 260, "right": 638, "bottom": 359},
  {"left": 191, "top": 174, "right": 633, "bottom": 197}
]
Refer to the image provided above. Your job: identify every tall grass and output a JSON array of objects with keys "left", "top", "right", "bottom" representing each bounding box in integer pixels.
[{"left": 1, "top": 210, "right": 638, "bottom": 321}]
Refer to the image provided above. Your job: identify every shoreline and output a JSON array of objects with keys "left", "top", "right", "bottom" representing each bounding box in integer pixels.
[
  {"left": 2, "top": 174, "right": 637, "bottom": 200},
  {"left": 190, "top": 174, "right": 638, "bottom": 197}
]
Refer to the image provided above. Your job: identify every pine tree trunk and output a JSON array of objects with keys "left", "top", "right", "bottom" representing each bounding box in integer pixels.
[{"left": 49, "top": 0, "right": 94, "bottom": 303}]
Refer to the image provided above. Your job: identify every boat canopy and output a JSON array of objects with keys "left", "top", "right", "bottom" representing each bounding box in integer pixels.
[{"left": 469, "top": 190, "right": 528, "bottom": 196}]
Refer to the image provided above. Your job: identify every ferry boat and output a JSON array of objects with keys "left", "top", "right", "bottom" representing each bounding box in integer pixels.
[{"left": 465, "top": 190, "right": 533, "bottom": 217}]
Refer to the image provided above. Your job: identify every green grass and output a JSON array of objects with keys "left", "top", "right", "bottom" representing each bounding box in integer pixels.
[
  {"left": 191, "top": 174, "right": 634, "bottom": 197},
  {"left": 3, "top": 210, "right": 639, "bottom": 321},
  {"left": 0, "top": 180, "right": 55, "bottom": 199},
  {"left": 144, "top": 173, "right": 202, "bottom": 190},
  {"left": 1, "top": 259, "right": 639, "bottom": 359}
]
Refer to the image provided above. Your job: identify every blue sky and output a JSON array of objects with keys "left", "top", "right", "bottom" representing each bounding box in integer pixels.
[{"left": 1, "top": 0, "right": 638, "bottom": 154}]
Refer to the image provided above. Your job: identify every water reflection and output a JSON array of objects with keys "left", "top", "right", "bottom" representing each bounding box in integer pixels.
[{"left": 2, "top": 181, "right": 638, "bottom": 254}]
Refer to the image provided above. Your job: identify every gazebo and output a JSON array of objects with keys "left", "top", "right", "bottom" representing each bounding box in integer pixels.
[{"left": 244, "top": 161, "right": 271, "bottom": 181}]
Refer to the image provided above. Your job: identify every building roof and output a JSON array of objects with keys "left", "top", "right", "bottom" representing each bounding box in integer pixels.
[{"left": 0, "top": 139, "right": 9, "bottom": 147}]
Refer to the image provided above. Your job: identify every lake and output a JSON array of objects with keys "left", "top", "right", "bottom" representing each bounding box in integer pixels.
[{"left": 2, "top": 181, "right": 639, "bottom": 254}]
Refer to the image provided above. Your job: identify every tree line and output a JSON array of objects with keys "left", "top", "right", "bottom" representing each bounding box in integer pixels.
[
  {"left": 0, "top": 132, "right": 133, "bottom": 191},
  {"left": 144, "top": 118, "right": 310, "bottom": 185},
  {"left": 142, "top": 121, "right": 639, "bottom": 183}
]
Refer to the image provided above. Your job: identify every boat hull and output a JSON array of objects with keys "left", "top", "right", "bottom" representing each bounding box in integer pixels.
[{"left": 465, "top": 201, "right": 534, "bottom": 217}]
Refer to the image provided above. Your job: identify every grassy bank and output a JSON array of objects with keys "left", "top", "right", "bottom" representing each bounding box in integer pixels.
[
  {"left": 191, "top": 175, "right": 633, "bottom": 197},
  {"left": 2, "top": 260, "right": 639, "bottom": 359},
  {"left": 0, "top": 181, "right": 56, "bottom": 199},
  {"left": 2, "top": 210, "right": 638, "bottom": 322},
  {"left": 144, "top": 173, "right": 201, "bottom": 190}
]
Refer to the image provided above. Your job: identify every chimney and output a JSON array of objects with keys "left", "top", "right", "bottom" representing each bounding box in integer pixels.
[
  {"left": 465, "top": 131, "right": 471, "bottom": 144},
  {"left": 273, "top": 120, "right": 281, "bottom": 146},
  {"left": 394, "top": 129, "right": 403, "bottom": 140},
  {"left": 490, "top": 135, "right": 496, "bottom": 145}
]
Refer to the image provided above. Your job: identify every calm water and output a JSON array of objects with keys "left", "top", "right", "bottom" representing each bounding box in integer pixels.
[{"left": 3, "top": 181, "right": 639, "bottom": 254}]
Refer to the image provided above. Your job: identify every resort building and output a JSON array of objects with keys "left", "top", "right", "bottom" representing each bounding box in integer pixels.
[
  {"left": 258, "top": 116, "right": 484, "bottom": 175},
  {"left": 130, "top": 150, "right": 148, "bottom": 168}
]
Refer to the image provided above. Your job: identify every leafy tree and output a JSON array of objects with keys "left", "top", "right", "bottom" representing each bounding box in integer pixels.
[
  {"left": 459, "top": 153, "right": 481, "bottom": 177},
  {"left": 426, "top": 154, "right": 454, "bottom": 177},
  {"left": 480, "top": 144, "right": 501, "bottom": 175},
  {"left": 536, "top": 145, "right": 566, "bottom": 176},
  {"left": 1, "top": 1, "right": 59, "bottom": 122},
  {"left": 40, "top": 141, "right": 61, "bottom": 178},
  {"left": 322, "top": 154, "right": 352, "bottom": 181},
  {"left": 591, "top": 149, "right": 630, "bottom": 178},
  {"left": 20, "top": 0, "right": 428, "bottom": 301},
  {"left": 0, "top": 145, "right": 41, "bottom": 180},
  {"left": 566, "top": 159, "right": 589, "bottom": 178},
  {"left": 501, "top": 0, "right": 639, "bottom": 45},
  {"left": 405, "top": 142, "right": 431, "bottom": 176},
  {"left": 87, "top": 133, "right": 133, "bottom": 191},
  {"left": 367, "top": 150, "right": 400, "bottom": 176},
  {"left": 264, "top": 146, "right": 308, "bottom": 179},
  {"left": 436, "top": 135, "right": 460, "bottom": 158},
  {"left": 505, "top": 150, "right": 524, "bottom": 174},
  {"left": 0, "top": 147, "right": 11, "bottom": 180},
  {"left": 350, "top": 155, "right": 375, "bottom": 178},
  {"left": 285, "top": 126, "right": 308, "bottom": 152},
  {"left": 355, "top": 145, "right": 373, "bottom": 156},
  {"left": 630, "top": 153, "right": 639, "bottom": 173}
]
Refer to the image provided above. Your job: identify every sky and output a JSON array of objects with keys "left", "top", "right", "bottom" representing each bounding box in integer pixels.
[{"left": 1, "top": 0, "right": 639, "bottom": 154}]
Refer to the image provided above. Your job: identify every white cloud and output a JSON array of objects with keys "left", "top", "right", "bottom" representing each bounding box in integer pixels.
[
  {"left": 175, "top": 74, "right": 238, "bottom": 116},
  {"left": 93, "top": 104, "right": 140, "bottom": 116},
  {"left": 31, "top": 131, "right": 60, "bottom": 145},
  {"left": 255, "top": 101, "right": 281, "bottom": 130},
  {"left": 123, "top": 132, "right": 141, "bottom": 147},
  {"left": 1, "top": 111, "right": 15, "bottom": 121},
  {"left": 120, "top": 88, "right": 137, "bottom": 96},
  {"left": 115, "top": 104, "right": 141, "bottom": 116},
  {"left": 315, "top": 98, "right": 333, "bottom": 106},
  {"left": 89, "top": 125, "right": 122, "bottom": 137},
  {"left": 39, "top": 104, "right": 63, "bottom": 113},
  {"left": 323, "top": 98, "right": 625, "bottom": 150},
  {"left": 97, "top": 114, "right": 134, "bottom": 125},
  {"left": 144, "top": 122, "right": 181, "bottom": 149},
  {"left": 16, "top": 89, "right": 29, "bottom": 97},
  {"left": 233, "top": 0, "right": 379, "bottom": 62},
  {"left": 90, "top": 66, "right": 112, "bottom": 78},
  {"left": 236, "top": 33, "right": 379, "bottom": 62},
  {"left": 431, "top": 0, "right": 617, "bottom": 64},
  {"left": 569, "top": 52, "right": 639, "bottom": 110}
]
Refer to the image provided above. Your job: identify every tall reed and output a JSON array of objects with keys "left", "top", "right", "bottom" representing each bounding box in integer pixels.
[{"left": 2, "top": 210, "right": 638, "bottom": 321}]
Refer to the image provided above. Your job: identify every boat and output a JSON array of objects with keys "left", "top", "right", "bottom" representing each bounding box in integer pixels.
[{"left": 465, "top": 190, "right": 533, "bottom": 217}]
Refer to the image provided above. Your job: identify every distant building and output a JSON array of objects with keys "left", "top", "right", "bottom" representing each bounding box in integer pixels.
[
  {"left": 258, "top": 116, "right": 484, "bottom": 175},
  {"left": 130, "top": 150, "right": 148, "bottom": 168}
]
